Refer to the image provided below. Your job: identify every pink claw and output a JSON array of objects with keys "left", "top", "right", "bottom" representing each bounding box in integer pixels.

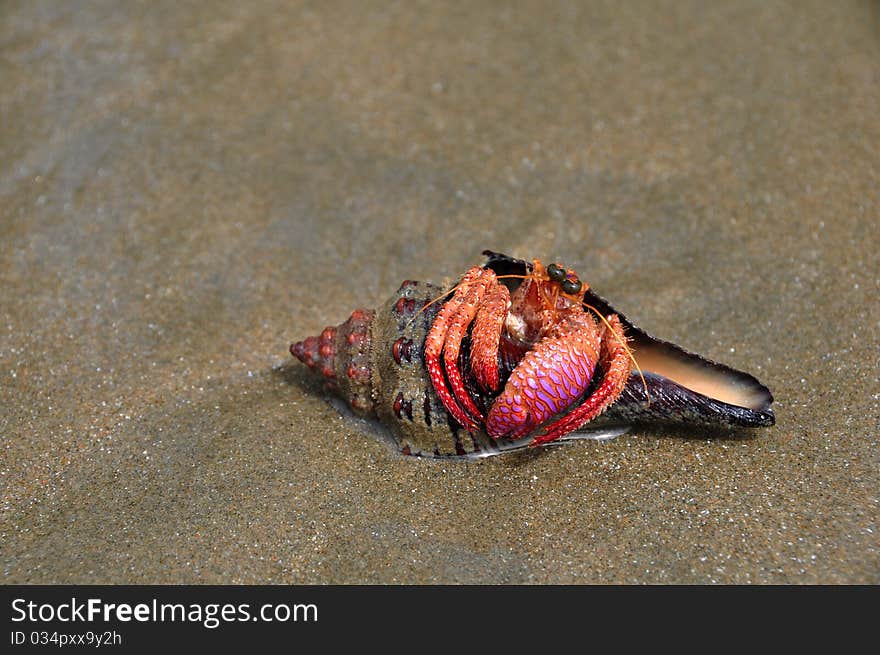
[{"left": 486, "top": 328, "right": 599, "bottom": 439}]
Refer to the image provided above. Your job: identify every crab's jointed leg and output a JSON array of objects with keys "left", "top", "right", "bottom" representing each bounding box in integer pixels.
[
  {"left": 440, "top": 270, "right": 497, "bottom": 424},
  {"left": 425, "top": 266, "right": 508, "bottom": 431},
  {"left": 469, "top": 281, "right": 510, "bottom": 393},
  {"left": 424, "top": 267, "right": 484, "bottom": 430}
]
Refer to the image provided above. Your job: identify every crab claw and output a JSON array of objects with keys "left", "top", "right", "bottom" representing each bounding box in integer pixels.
[{"left": 486, "top": 331, "right": 599, "bottom": 439}]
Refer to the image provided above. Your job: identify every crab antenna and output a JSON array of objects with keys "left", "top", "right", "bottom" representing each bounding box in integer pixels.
[
  {"left": 406, "top": 272, "right": 530, "bottom": 327},
  {"left": 404, "top": 278, "right": 469, "bottom": 327},
  {"left": 582, "top": 301, "right": 651, "bottom": 404}
]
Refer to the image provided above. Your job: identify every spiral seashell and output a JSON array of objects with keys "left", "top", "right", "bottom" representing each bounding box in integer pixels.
[{"left": 291, "top": 252, "right": 774, "bottom": 458}]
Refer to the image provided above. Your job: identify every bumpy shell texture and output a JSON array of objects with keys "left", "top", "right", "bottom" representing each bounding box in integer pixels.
[{"left": 291, "top": 251, "right": 774, "bottom": 458}]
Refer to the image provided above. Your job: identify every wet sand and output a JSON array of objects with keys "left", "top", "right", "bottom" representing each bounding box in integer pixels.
[{"left": 1, "top": 1, "right": 877, "bottom": 583}]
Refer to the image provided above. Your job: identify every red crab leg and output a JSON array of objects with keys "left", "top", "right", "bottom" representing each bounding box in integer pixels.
[
  {"left": 441, "top": 270, "right": 498, "bottom": 424},
  {"left": 528, "top": 314, "right": 630, "bottom": 447},
  {"left": 470, "top": 280, "right": 510, "bottom": 393},
  {"left": 424, "top": 266, "right": 485, "bottom": 431}
]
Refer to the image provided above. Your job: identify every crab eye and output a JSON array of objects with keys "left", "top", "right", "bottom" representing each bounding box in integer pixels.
[
  {"left": 547, "top": 263, "right": 566, "bottom": 282},
  {"left": 561, "top": 278, "right": 582, "bottom": 295}
]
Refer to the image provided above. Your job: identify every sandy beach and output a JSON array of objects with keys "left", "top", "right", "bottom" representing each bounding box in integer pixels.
[{"left": 1, "top": 0, "right": 877, "bottom": 583}]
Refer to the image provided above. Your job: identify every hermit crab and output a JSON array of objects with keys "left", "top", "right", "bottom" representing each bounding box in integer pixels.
[{"left": 290, "top": 251, "right": 774, "bottom": 458}]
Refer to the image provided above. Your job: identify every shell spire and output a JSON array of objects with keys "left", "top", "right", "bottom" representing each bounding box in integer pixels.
[{"left": 290, "top": 308, "right": 375, "bottom": 415}]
